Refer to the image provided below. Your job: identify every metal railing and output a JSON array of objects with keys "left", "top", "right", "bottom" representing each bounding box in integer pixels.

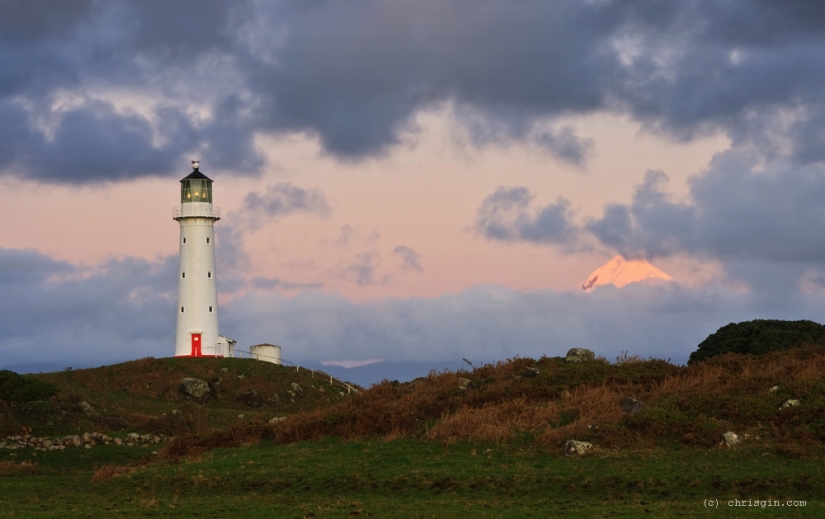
[
  {"left": 231, "top": 349, "right": 360, "bottom": 395},
  {"left": 172, "top": 206, "right": 222, "bottom": 219}
]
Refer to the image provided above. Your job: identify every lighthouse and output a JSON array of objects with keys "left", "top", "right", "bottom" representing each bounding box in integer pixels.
[{"left": 173, "top": 161, "right": 222, "bottom": 357}]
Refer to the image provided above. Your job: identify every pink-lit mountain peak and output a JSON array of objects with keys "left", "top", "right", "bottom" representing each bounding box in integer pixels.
[{"left": 580, "top": 255, "right": 673, "bottom": 292}]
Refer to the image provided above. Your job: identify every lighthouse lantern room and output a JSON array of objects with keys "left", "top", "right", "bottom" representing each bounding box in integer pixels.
[{"left": 174, "top": 161, "right": 222, "bottom": 357}]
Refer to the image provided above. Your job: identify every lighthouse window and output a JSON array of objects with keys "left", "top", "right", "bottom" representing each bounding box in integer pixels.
[
  {"left": 206, "top": 237, "right": 210, "bottom": 244},
  {"left": 180, "top": 306, "right": 184, "bottom": 313},
  {"left": 209, "top": 306, "right": 213, "bottom": 312},
  {"left": 182, "top": 237, "right": 186, "bottom": 244},
  {"left": 181, "top": 272, "right": 185, "bottom": 279},
  {"left": 181, "top": 179, "right": 213, "bottom": 203},
  {"left": 208, "top": 272, "right": 212, "bottom": 278}
]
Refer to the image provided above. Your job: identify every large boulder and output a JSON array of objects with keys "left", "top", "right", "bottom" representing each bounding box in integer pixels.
[
  {"left": 563, "top": 440, "right": 593, "bottom": 456},
  {"left": 179, "top": 377, "right": 212, "bottom": 403},
  {"left": 779, "top": 399, "right": 800, "bottom": 410},
  {"left": 719, "top": 431, "right": 740, "bottom": 448},
  {"left": 565, "top": 348, "right": 595, "bottom": 363}
]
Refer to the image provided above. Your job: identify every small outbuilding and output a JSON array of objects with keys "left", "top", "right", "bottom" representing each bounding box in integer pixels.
[
  {"left": 216, "top": 336, "right": 237, "bottom": 358},
  {"left": 249, "top": 343, "right": 281, "bottom": 365}
]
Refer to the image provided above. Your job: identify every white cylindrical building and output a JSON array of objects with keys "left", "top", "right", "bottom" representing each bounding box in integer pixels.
[{"left": 173, "top": 161, "right": 222, "bottom": 357}]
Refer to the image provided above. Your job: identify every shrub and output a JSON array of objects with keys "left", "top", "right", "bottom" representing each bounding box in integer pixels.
[
  {"left": 689, "top": 320, "right": 825, "bottom": 363},
  {"left": 0, "top": 370, "right": 56, "bottom": 402}
]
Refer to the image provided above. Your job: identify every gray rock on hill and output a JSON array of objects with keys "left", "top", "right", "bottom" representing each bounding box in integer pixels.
[
  {"left": 563, "top": 440, "right": 593, "bottom": 456},
  {"left": 565, "top": 348, "right": 595, "bottom": 363},
  {"left": 179, "top": 377, "right": 212, "bottom": 403}
]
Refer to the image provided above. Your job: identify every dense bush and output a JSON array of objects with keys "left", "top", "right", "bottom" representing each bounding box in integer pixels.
[
  {"left": 688, "top": 319, "right": 825, "bottom": 364},
  {"left": 0, "top": 370, "right": 56, "bottom": 402}
]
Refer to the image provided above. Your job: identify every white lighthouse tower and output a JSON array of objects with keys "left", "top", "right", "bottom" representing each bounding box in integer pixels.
[{"left": 173, "top": 161, "right": 222, "bottom": 357}]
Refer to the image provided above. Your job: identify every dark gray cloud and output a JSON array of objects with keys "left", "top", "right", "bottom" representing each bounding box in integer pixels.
[
  {"left": 240, "top": 182, "right": 330, "bottom": 229},
  {"left": 473, "top": 186, "right": 579, "bottom": 247},
  {"left": 341, "top": 252, "right": 385, "bottom": 287},
  {"left": 393, "top": 245, "right": 423, "bottom": 273},
  {"left": 0, "top": 247, "right": 176, "bottom": 369},
  {"left": 250, "top": 277, "right": 323, "bottom": 291},
  {"left": 7, "top": 1, "right": 825, "bottom": 182}
]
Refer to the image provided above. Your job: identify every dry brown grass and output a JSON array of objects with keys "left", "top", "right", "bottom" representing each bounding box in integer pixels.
[
  {"left": 425, "top": 398, "right": 559, "bottom": 443},
  {"left": 0, "top": 461, "right": 40, "bottom": 476},
  {"left": 156, "top": 346, "right": 825, "bottom": 458},
  {"left": 91, "top": 464, "right": 133, "bottom": 483}
]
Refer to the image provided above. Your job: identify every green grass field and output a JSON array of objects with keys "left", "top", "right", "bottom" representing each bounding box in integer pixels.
[{"left": 1, "top": 438, "right": 822, "bottom": 518}]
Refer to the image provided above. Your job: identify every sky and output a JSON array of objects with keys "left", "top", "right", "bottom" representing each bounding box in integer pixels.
[{"left": 4, "top": 1, "right": 825, "bottom": 381}]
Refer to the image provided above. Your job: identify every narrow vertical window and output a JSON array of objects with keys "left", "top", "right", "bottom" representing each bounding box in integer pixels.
[
  {"left": 209, "top": 306, "right": 213, "bottom": 312},
  {"left": 208, "top": 272, "right": 212, "bottom": 279},
  {"left": 182, "top": 237, "right": 186, "bottom": 244},
  {"left": 180, "top": 306, "right": 184, "bottom": 313},
  {"left": 206, "top": 237, "right": 210, "bottom": 244},
  {"left": 181, "top": 272, "right": 185, "bottom": 279}
]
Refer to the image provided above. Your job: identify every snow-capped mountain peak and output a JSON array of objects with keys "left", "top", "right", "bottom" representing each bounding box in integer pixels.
[{"left": 580, "top": 255, "right": 673, "bottom": 291}]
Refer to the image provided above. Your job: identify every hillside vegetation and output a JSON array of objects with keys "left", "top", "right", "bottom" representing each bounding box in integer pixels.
[
  {"left": 1, "top": 357, "right": 357, "bottom": 437},
  {"left": 157, "top": 345, "right": 825, "bottom": 460},
  {"left": 689, "top": 319, "right": 825, "bottom": 363},
  {"left": 2, "top": 347, "right": 825, "bottom": 516}
]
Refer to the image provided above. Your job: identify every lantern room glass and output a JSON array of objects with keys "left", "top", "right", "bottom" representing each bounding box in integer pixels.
[{"left": 181, "top": 179, "right": 212, "bottom": 203}]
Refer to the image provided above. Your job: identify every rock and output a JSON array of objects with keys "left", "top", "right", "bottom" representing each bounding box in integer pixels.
[
  {"left": 79, "top": 401, "right": 98, "bottom": 418},
  {"left": 520, "top": 367, "right": 540, "bottom": 378},
  {"left": 620, "top": 397, "right": 646, "bottom": 415},
  {"left": 179, "top": 377, "right": 212, "bottom": 402},
  {"left": 114, "top": 438, "right": 122, "bottom": 445},
  {"left": 221, "top": 368, "right": 229, "bottom": 372},
  {"left": 458, "top": 378, "right": 472, "bottom": 390},
  {"left": 237, "top": 414, "right": 245, "bottom": 419},
  {"left": 237, "top": 389, "right": 263, "bottom": 408},
  {"left": 768, "top": 385, "right": 780, "bottom": 392},
  {"left": 719, "top": 431, "right": 740, "bottom": 447},
  {"left": 565, "top": 348, "right": 595, "bottom": 363},
  {"left": 268, "top": 394, "right": 280, "bottom": 405},
  {"left": 563, "top": 440, "right": 593, "bottom": 457},
  {"left": 290, "top": 382, "right": 303, "bottom": 394},
  {"left": 268, "top": 416, "right": 287, "bottom": 424},
  {"left": 780, "top": 399, "right": 800, "bottom": 410},
  {"left": 82, "top": 432, "right": 93, "bottom": 444}
]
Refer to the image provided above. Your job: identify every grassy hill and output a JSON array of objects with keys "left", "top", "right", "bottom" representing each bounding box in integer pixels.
[
  {"left": 1, "top": 356, "right": 358, "bottom": 438},
  {"left": 2, "top": 348, "right": 825, "bottom": 517}
]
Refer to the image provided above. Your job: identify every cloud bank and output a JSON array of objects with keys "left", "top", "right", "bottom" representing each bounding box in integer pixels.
[{"left": 5, "top": 1, "right": 825, "bottom": 181}]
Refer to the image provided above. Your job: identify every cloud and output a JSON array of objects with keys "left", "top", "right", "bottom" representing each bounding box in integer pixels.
[
  {"left": 393, "top": 245, "right": 423, "bottom": 273},
  {"left": 8, "top": 2, "right": 825, "bottom": 181},
  {"left": 341, "top": 252, "right": 386, "bottom": 287},
  {"left": 240, "top": 182, "right": 330, "bottom": 229},
  {"left": 222, "top": 280, "right": 825, "bottom": 369},
  {"left": 5, "top": 245, "right": 825, "bottom": 384},
  {"left": 585, "top": 149, "right": 825, "bottom": 293},
  {"left": 0, "top": 247, "right": 176, "bottom": 369},
  {"left": 473, "top": 186, "right": 579, "bottom": 248},
  {"left": 250, "top": 277, "right": 323, "bottom": 291}
]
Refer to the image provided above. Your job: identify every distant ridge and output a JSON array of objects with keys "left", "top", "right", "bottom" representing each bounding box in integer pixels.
[{"left": 580, "top": 255, "right": 672, "bottom": 291}]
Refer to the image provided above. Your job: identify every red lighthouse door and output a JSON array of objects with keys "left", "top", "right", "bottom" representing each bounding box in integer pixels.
[{"left": 191, "top": 333, "right": 202, "bottom": 357}]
